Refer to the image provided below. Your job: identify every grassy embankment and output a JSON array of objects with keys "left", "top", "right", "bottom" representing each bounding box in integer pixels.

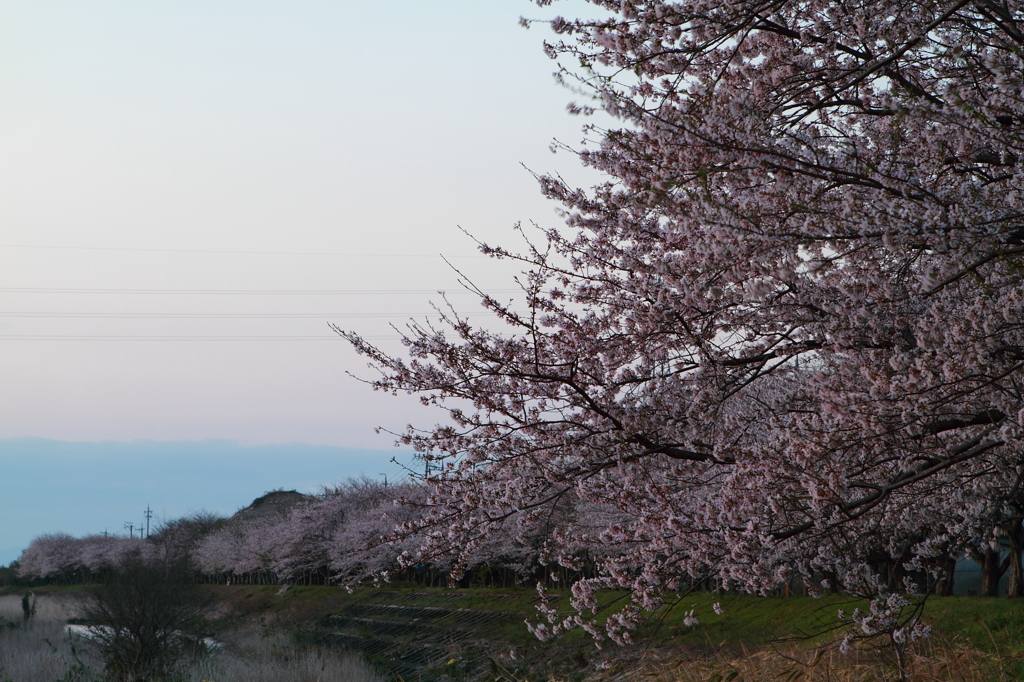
[
  {"left": 132, "top": 585, "right": 1024, "bottom": 680},
  {"left": 5, "top": 584, "right": 1024, "bottom": 681},
  {"left": 220, "top": 586, "right": 1024, "bottom": 681}
]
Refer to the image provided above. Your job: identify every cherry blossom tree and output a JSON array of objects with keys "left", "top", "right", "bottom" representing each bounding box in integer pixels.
[
  {"left": 187, "top": 479, "right": 433, "bottom": 586},
  {"left": 18, "top": 534, "right": 83, "bottom": 581},
  {"left": 193, "top": 516, "right": 284, "bottom": 580},
  {"left": 269, "top": 494, "right": 343, "bottom": 583},
  {"left": 342, "top": 0, "right": 1024, "bottom": 645},
  {"left": 270, "top": 479, "right": 399, "bottom": 584},
  {"left": 327, "top": 480, "right": 434, "bottom": 585},
  {"left": 17, "top": 534, "right": 154, "bottom": 583}
]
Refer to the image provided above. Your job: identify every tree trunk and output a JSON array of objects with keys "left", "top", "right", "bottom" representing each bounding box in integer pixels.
[
  {"left": 969, "top": 545, "right": 1006, "bottom": 597},
  {"left": 934, "top": 556, "right": 956, "bottom": 596},
  {"left": 982, "top": 549, "right": 1005, "bottom": 597},
  {"left": 1007, "top": 547, "right": 1023, "bottom": 597},
  {"left": 1005, "top": 520, "right": 1024, "bottom": 597}
]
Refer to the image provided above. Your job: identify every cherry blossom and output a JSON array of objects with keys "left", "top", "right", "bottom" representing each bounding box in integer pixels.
[{"left": 342, "top": 0, "right": 1024, "bottom": 641}]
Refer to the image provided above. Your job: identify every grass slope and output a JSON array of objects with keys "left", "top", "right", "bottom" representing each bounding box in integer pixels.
[
  {"left": 202, "top": 586, "right": 1024, "bottom": 680},
  {"left": 10, "top": 585, "right": 1024, "bottom": 680}
]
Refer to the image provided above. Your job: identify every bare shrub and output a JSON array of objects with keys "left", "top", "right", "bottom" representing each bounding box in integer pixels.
[{"left": 80, "top": 556, "right": 214, "bottom": 681}]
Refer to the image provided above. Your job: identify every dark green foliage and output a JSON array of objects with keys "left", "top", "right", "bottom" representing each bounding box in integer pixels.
[{"left": 81, "top": 556, "right": 213, "bottom": 682}]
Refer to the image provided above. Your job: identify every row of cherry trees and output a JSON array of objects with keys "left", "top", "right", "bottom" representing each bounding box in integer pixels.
[
  {"left": 16, "top": 478, "right": 612, "bottom": 588},
  {"left": 17, "top": 481, "right": 419, "bottom": 586},
  {"left": 17, "top": 476, "right": 1024, "bottom": 598}
]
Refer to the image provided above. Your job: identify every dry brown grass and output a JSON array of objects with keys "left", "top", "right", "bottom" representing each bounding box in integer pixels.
[
  {"left": 186, "top": 629, "right": 381, "bottom": 682},
  {"left": 0, "top": 619, "right": 100, "bottom": 682},
  {"left": 0, "top": 592, "right": 85, "bottom": 623},
  {"left": 0, "top": 623, "right": 382, "bottom": 682},
  {"left": 0, "top": 592, "right": 382, "bottom": 682},
  {"left": 572, "top": 636, "right": 1008, "bottom": 682}
]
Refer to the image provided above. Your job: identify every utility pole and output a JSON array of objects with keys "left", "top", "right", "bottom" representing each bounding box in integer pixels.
[
  {"left": 379, "top": 473, "right": 388, "bottom": 487},
  {"left": 124, "top": 522, "right": 134, "bottom": 539},
  {"left": 144, "top": 505, "right": 153, "bottom": 538},
  {"left": 417, "top": 453, "right": 440, "bottom": 479},
  {"left": 102, "top": 529, "right": 108, "bottom": 537}
]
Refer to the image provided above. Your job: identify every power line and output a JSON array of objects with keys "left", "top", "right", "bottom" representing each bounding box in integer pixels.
[
  {"left": 0, "top": 287, "right": 520, "bottom": 295},
  {"left": 0, "top": 334, "right": 405, "bottom": 341},
  {"left": 0, "top": 243, "right": 485, "bottom": 258},
  {"left": 0, "top": 312, "right": 500, "bottom": 319}
]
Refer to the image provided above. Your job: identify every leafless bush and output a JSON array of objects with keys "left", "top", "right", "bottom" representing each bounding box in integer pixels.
[{"left": 80, "top": 556, "right": 214, "bottom": 681}]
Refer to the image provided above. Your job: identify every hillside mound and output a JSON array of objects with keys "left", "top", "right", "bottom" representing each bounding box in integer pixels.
[{"left": 231, "top": 490, "right": 312, "bottom": 523}]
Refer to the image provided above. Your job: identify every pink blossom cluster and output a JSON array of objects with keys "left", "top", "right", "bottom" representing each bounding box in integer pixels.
[
  {"left": 191, "top": 480, "right": 431, "bottom": 582},
  {"left": 339, "top": 0, "right": 1024, "bottom": 642},
  {"left": 18, "top": 533, "right": 156, "bottom": 580}
]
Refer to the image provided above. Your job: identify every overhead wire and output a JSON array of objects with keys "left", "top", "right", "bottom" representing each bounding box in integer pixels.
[
  {"left": 0, "top": 246, "right": 526, "bottom": 341},
  {"left": 0, "top": 243, "right": 485, "bottom": 258},
  {"left": 0, "top": 287, "right": 521, "bottom": 295},
  {"left": 0, "top": 312, "right": 502, "bottom": 319},
  {"left": 0, "top": 335, "right": 399, "bottom": 341}
]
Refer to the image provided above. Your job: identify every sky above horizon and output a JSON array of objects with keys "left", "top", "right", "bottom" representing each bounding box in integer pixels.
[
  {"left": 0, "top": 1, "right": 609, "bottom": 561},
  {"left": 0, "top": 0, "right": 605, "bottom": 448}
]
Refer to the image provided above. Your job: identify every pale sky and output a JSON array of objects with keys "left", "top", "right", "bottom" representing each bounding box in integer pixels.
[
  {"left": 0, "top": 0, "right": 604, "bottom": 448},
  {"left": 0, "top": 1, "right": 607, "bottom": 561}
]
